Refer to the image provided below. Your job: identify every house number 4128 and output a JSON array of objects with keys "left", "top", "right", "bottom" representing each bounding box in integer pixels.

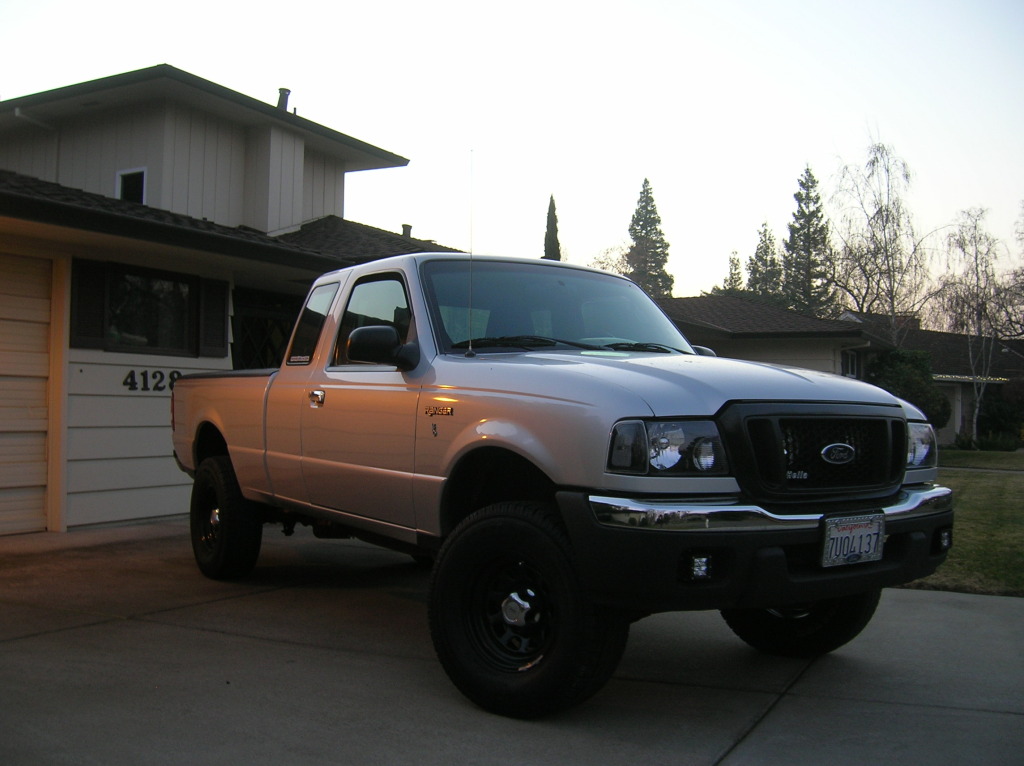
[{"left": 122, "top": 369, "right": 183, "bottom": 392}]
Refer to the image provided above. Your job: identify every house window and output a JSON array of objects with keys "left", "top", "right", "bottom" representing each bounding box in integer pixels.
[
  {"left": 117, "top": 169, "right": 146, "bottom": 204},
  {"left": 70, "top": 259, "right": 228, "bottom": 358},
  {"left": 231, "top": 288, "right": 304, "bottom": 369},
  {"left": 842, "top": 349, "right": 860, "bottom": 378}
]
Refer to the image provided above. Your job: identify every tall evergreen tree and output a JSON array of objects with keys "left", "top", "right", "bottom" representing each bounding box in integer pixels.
[
  {"left": 711, "top": 252, "right": 745, "bottom": 295},
  {"left": 746, "top": 222, "right": 784, "bottom": 300},
  {"left": 625, "top": 178, "right": 674, "bottom": 299},
  {"left": 781, "top": 167, "right": 835, "bottom": 316},
  {"left": 543, "top": 195, "right": 562, "bottom": 261}
]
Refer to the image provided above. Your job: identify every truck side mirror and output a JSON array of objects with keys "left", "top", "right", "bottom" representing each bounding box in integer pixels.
[
  {"left": 693, "top": 345, "right": 717, "bottom": 357},
  {"left": 347, "top": 326, "right": 419, "bottom": 371}
]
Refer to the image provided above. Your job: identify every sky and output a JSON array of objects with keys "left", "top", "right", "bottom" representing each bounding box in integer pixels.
[{"left": 2, "top": 0, "right": 1022, "bottom": 296}]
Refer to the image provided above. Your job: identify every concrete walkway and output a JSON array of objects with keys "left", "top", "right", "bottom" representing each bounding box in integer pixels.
[{"left": 1, "top": 518, "right": 1021, "bottom": 765}]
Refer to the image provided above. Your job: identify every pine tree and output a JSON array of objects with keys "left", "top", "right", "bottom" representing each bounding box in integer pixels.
[
  {"left": 543, "top": 195, "right": 562, "bottom": 261},
  {"left": 746, "top": 222, "right": 784, "bottom": 299},
  {"left": 781, "top": 167, "right": 835, "bottom": 316},
  {"left": 711, "top": 252, "right": 745, "bottom": 295},
  {"left": 625, "top": 179, "right": 674, "bottom": 299}
]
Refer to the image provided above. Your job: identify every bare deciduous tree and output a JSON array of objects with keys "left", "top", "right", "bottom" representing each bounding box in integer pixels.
[
  {"left": 831, "top": 142, "right": 937, "bottom": 344},
  {"left": 991, "top": 268, "right": 1024, "bottom": 339},
  {"left": 589, "top": 246, "right": 629, "bottom": 276},
  {"left": 997, "top": 201, "right": 1024, "bottom": 339},
  {"left": 937, "top": 208, "right": 1007, "bottom": 441}
]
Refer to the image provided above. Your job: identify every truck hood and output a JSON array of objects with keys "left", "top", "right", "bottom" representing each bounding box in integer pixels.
[{"left": 450, "top": 350, "right": 905, "bottom": 418}]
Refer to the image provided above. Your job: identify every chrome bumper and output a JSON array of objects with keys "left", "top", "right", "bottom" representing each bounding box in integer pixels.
[{"left": 590, "top": 483, "right": 953, "bottom": 533}]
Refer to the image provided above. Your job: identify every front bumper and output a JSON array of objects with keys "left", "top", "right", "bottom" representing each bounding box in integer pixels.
[{"left": 558, "top": 483, "right": 953, "bottom": 614}]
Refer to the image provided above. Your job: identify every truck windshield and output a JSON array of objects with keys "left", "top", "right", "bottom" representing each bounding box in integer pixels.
[{"left": 420, "top": 259, "right": 694, "bottom": 355}]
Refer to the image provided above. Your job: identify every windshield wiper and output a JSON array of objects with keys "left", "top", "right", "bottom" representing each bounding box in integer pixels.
[
  {"left": 602, "top": 342, "right": 682, "bottom": 354},
  {"left": 452, "top": 335, "right": 603, "bottom": 351}
]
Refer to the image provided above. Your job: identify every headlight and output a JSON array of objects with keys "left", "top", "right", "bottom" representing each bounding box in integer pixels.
[
  {"left": 906, "top": 422, "right": 937, "bottom": 468},
  {"left": 608, "top": 419, "right": 729, "bottom": 475}
]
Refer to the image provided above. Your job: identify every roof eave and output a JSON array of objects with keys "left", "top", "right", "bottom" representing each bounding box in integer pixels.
[{"left": 0, "top": 188, "right": 342, "bottom": 273}]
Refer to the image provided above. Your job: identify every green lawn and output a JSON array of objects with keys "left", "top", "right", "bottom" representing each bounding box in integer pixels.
[
  {"left": 938, "top": 449, "right": 1024, "bottom": 471},
  {"left": 904, "top": 451, "right": 1024, "bottom": 597}
]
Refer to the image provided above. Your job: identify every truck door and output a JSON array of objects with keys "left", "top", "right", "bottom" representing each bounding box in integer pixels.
[
  {"left": 265, "top": 279, "right": 344, "bottom": 506},
  {"left": 300, "top": 272, "right": 419, "bottom": 529}
]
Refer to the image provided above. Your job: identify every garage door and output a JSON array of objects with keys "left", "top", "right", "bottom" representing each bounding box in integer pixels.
[{"left": 0, "top": 253, "right": 50, "bottom": 534}]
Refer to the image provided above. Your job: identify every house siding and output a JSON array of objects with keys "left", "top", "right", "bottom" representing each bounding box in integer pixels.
[
  {"left": 161, "top": 104, "right": 247, "bottom": 226},
  {"left": 4, "top": 100, "right": 335, "bottom": 236},
  {"left": 64, "top": 348, "right": 229, "bottom": 527},
  {"left": 57, "top": 105, "right": 165, "bottom": 200},
  {"left": 243, "top": 125, "right": 305, "bottom": 233},
  {"left": 0, "top": 252, "right": 52, "bottom": 534},
  {"left": 707, "top": 338, "right": 843, "bottom": 374},
  {"left": 0, "top": 128, "right": 58, "bottom": 182},
  {"left": 303, "top": 151, "right": 346, "bottom": 222},
  {"left": 935, "top": 382, "right": 962, "bottom": 446}
]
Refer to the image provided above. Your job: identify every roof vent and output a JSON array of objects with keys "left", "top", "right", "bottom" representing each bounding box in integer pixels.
[{"left": 277, "top": 88, "right": 291, "bottom": 110}]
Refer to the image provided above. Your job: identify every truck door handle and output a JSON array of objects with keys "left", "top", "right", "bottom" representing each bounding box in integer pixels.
[{"left": 308, "top": 390, "right": 326, "bottom": 408}]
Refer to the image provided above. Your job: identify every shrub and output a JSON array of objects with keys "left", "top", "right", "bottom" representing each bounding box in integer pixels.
[
  {"left": 866, "top": 350, "right": 951, "bottom": 428},
  {"left": 978, "top": 381, "right": 1024, "bottom": 443},
  {"left": 953, "top": 431, "right": 977, "bottom": 450},
  {"left": 977, "top": 432, "right": 1021, "bottom": 452}
]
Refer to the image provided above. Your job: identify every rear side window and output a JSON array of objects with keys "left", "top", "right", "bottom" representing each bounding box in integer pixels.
[{"left": 286, "top": 282, "right": 340, "bottom": 365}]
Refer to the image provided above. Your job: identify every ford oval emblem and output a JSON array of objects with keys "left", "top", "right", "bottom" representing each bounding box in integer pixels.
[{"left": 821, "top": 443, "right": 856, "bottom": 465}]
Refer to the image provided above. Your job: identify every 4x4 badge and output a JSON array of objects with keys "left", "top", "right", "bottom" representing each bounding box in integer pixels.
[{"left": 821, "top": 443, "right": 856, "bottom": 465}]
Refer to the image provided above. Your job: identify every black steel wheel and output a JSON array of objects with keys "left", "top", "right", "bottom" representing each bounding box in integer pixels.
[
  {"left": 721, "top": 588, "right": 882, "bottom": 658},
  {"left": 189, "top": 456, "right": 263, "bottom": 580},
  {"left": 428, "top": 502, "right": 629, "bottom": 718}
]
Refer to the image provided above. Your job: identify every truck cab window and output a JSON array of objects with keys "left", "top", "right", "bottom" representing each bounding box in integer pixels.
[
  {"left": 333, "top": 275, "right": 411, "bottom": 365},
  {"left": 286, "top": 282, "right": 340, "bottom": 365}
]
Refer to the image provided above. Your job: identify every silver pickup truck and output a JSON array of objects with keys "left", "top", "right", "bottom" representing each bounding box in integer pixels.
[{"left": 171, "top": 253, "right": 953, "bottom": 718}]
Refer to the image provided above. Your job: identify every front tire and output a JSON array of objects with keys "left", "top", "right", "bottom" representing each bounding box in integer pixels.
[
  {"left": 189, "top": 456, "right": 263, "bottom": 580},
  {"left": 428, "top": 502, "right": 629, "bottom": 718},
  {"left": 721, "top": 588, "right": 882, "bottom": 658}
]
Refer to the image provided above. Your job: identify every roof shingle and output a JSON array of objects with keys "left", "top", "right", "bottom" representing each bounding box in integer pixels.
[
  {"left": 661, "top": 294, "right": 877, "bottom": 338},
  {"left": 0, "top": 169, "right": 463, "bottom": 269},
  {"left": 278, "top": 215, "right": 463, "bottom": 265}
]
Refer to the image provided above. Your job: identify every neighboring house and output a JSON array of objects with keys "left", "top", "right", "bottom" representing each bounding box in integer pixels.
[
  {"left": 841, "top": 312, "right": 1024, "bottom": 445},
  {"left": 661, "top": 298, "right": 1024, "bottom": 445},
  {"left": 660, "top": 294, "right": 891, "bottom": 378},
  {"left": 0, "top": 65, "right": 460, "bottom": 535}
]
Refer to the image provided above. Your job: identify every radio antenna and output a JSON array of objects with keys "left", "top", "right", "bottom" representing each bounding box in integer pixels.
[{"left": 466, "top": 148, "right": 476, "bottom": 357}]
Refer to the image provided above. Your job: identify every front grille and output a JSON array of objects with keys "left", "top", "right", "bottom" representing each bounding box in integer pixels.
[{"left": 721, "top": 403, "right": 906, "bottom": 504}]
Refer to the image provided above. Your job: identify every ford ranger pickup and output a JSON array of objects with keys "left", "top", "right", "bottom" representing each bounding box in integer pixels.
[{"left": 171, "top": 253, "right": 954, "bottom": 718}]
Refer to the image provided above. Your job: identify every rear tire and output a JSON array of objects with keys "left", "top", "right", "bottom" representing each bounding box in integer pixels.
[
  {"left": 189, "top": 456, "right": 263, "bottom": 580},
  {"left": 721, "top": 588, "right": 882, "bottom": 658},
  {"left": 429, "top": 502, "right": 629, "bottom": 718}
]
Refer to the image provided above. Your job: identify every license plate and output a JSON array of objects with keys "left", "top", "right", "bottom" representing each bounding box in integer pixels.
[{"left": 822, "top": 514, "right": 885, "bottom": 567}]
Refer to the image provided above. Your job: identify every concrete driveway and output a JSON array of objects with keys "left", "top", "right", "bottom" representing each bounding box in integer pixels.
[{"left": 1, "top": 518, "right": 1021, "bottom": 766}]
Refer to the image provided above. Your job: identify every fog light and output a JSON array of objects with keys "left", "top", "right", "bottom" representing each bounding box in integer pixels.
[
  {"left": 938, "top": 527, "right": 953, "bottom": 551},
  {"left": 690, "top": 555, "right": 712, "bottom": 580}
]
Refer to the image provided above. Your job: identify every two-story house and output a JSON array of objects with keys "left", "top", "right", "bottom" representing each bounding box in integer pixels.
[{"left": 0, "top": 65, "right": 459, "bottom": 535}]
